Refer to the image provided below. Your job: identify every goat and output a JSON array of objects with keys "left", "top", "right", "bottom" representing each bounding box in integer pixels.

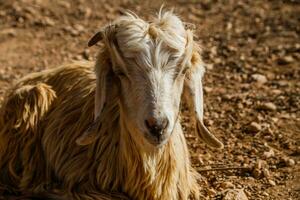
[{"left": 0, "top": 10, "right": 223, "bottom": 200}]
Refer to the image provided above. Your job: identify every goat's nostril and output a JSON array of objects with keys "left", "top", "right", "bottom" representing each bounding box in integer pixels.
[
  {"left": 145, "top": 117, "right": 157, "bottom": 129},
  {"left": 145, "top": 117, "right": 168, "bottom": 138}
]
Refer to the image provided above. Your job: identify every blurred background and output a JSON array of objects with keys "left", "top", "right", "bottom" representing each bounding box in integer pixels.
[{"left": 0, "top": 0, "right": 299, "bottom": 199}]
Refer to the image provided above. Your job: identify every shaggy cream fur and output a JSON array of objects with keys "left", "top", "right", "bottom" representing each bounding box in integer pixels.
[{"left": 0, "top": 10, "right": 223, "bottom": 200}]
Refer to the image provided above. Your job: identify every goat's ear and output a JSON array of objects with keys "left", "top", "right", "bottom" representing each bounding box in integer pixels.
[
  {"left": 88, "top": 31, "right": 103, "bottom": 47},
  {"left": 183, "top": 35, "right": 223, "bottom": 149},
  {"left": 76, "top": 59, "right": 120, "bottom": 146},
  {"left": 77, "top": 25, "right": 122, "bottom": 146},
  {"left": 76, "top": 58, "right": 113, "bottom": 146}
]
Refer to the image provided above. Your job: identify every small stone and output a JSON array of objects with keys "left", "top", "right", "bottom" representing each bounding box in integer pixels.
[
  {"left": 0, "top": 28, "right": 17, "bottom": 37},
  {"left": 252, "top": 168, "right": 261, "bottom": 179},
  {"left": 206, "top": 64, "right": 214, "bottom": 70},
  {"left": 271, "top": 117, "right": 279, "bottom": 123},
  {"left": 58, "top": 1, "right": 71, "bottom": 9},
  {"left": 82, "top": 49, "right": 90, "bottom": 60},
  {"left": 43, "top": 17, "right": 55, "bottom": 26},
  {"left": 83, "top": 7, "right": 92, "bottom": 19},
  {"left": 0, "top": 10, "right": 6, "bottom": 17},
  {"left": 246, "top": 122, "right": 261, "bottom": 133},
  {"left": 283, "top": 157, "right": 295, "bottom": 167},
  {"left": 236, "top": 155, "right": 244, "bottom": 163},
  {"left": 222, "top": 189, "right": 248, "bottom": 200},
  {"left": 251, "top": 74, "right": 267, "bottom": 84},
  {"left": 259, "top": 102, "right": 277, "bottom": 111},
  {"left": 197, "top": 155, "right": 205, "bottom": 165},
  {"left": 271, "top": 89, "right": 282, "bottom": 95},
  {"left": 207, "top": 119, "right": 214, "bottom": 126},
  {"left": 255, "top": 159, "right": 266, "bottom": 169},
  {"left": 268, "top": 179, "right": 276, "bottom": 186},
  {"left": 74, "top": 24, "right": 85, "bottom": 33},
  {"left": 262, "top": 192, "right": 269, "bottom": 196},
  {"left": 214, "top": 57, "right": 222, "bottom": 64},
  {"left": 263, "top": 149, "right": 275, "bottom": 159},
  {"left": 220, "top": 181, "right": 235, "bottom": 189},
  {"left": 74, "top": 55, "right": 83, "bottom": 60},
  {"left": 262, "top": 168, "right": 270, "bottom": 178},
  {"left": 277, "top": 56, "right": 294, "bottom": 65},
  {"left": 204, "top": 87, "right": 213, "bottom": 93}
]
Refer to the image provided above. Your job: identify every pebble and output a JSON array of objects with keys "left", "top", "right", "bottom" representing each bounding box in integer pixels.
[
  {"left": 222, "top": 189, "right": 248, "bottom": 200},
  {"left": 268, "top": 179, "right": 276, "bottom": 186},
  {"left": 220, "top": 181, "right": 235, "bottom": 189},
  {"left": 206, "top": 63, "right": 214, "bottom": 70},
  {"left": 271, "top": 89, "right": 282, "bottom": 95},
  {"left": 83, "top": 7, "right": 92, "bottom": 19},
  {"left": 283, "top": 157, "right": 295, "bottom": 166},
  {"left": 82, "top": 49, "right": 90, "bottom": 60},
  {"left": 262, "top": 192, "right": 269, "bottom": 196},
  {"left": 0, "top": 28, "right": 17, "bottom": 37},
  {"left": 262, "top": 168, "right": 270, "bottom": 178},
  {"left": 277, "top": 56, "right": 294, "bottom": 65},
  {"left": 197, "top": 155, "right": 205, "bottom": 165},
  {"left": 263, "top": 149, "right": 275, "bottom": 159},
  {"left": 255, "top": 159, "right": 266, "bottom": 169},
  {"left": 246, "top": 122, "right": 261, "bottom": 133},
  {"left": 251, "top": 74, "right": 267, "bottom": 84},
  {"left": 252, "top": 168, "right": 261, "bottom": 179},
  {"left": 58, "top": 1, "right": 71, "bottom": 9},
  {"left": 236, "top": 155, "right": 244, "bottom": 162},
  {"left": 204, "top": 86, "right": 213, "bottom": 93},
  {"left": 74, "top": 55, "right": 83, "bottom": 60},
  {"left": 43, "top": 17, "right": 55, "bottom": 26},
  {"left": 288, "top": 159, "right": 295, "bottom": 166},
  {"left": 74, "top": 24, "right": 85, "bottom": 33},
  {"left": 259, "top": 102, "right": 277, "bottom": 111}
]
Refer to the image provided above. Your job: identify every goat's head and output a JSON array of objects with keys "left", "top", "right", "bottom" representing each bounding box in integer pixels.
[{"left": 76, "top": 10, "right": 223, "bottom": 149}]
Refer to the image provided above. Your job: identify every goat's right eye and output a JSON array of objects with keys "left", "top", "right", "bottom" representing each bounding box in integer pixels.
[{"left": 181, "top": 67, "right": 189, "bottom": 74}]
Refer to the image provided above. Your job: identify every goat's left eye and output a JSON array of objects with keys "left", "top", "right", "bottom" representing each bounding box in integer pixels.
[
  {"left": 181, "top": 67, "right": 189, "bottom": 74},
  {"left": 169, "top": 56, "right": 177, "bottom": 62}
]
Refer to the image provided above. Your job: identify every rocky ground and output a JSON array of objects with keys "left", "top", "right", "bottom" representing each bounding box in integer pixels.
[{"left": 0, "top": 0, "right": 299, "bottom": 199}]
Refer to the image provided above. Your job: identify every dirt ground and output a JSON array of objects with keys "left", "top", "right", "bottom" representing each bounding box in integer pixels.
[{"left": 0, "top": 0, "right": 299, "bottom": 199}]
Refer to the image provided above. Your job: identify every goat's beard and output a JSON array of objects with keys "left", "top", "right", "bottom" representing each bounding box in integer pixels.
[
  {"left": 118, "top": 112, "right": 169, "bottom": 152},
  {"left": 118, "top": 100, "right": 178, "bottom": 151}
]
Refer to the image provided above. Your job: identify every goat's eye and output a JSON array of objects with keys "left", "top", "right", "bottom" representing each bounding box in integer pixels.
[
  {"left": 182, "top": 67, "right": 189, "bottom": 74},
  {"left": 174, "top": 67, "right": 188, "bottom": 79},
  {"left": 169, "top": 56, "right": 177, "bottom": 62},
  {"left": 168, "top": 55, "right": 180, "bottom": 65}
]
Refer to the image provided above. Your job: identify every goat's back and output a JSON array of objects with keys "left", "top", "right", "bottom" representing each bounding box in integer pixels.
[{"left": 0, "top": 61, "right": 97, "bottom": 193}]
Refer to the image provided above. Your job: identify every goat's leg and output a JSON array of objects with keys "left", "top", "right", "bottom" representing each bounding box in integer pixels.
[{"left": 68, "top": 191, "right": 131, "bottom": 200}]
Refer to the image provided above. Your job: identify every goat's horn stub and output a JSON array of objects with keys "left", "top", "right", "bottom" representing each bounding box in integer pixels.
[
  {"left": 196, "top": 120, "right": 224, "bottom": 149},
  {"left": 88, "top": 31, "right": 103, "bottom": 47},
  {"left": 76, "top": 121, "right": 102, "bottom": 145}
]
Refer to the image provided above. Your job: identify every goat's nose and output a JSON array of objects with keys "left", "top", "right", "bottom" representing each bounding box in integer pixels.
[{"left": 145, "top": 117, "right": 168, "bottom": 138}]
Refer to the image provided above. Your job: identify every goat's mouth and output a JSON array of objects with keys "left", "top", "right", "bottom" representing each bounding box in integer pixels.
[{"left": 143, "top": 131, "right": 170, "bottom": 147}]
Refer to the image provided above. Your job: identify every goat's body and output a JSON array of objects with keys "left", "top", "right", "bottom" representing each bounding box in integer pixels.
[{"left": 0, "top": 62, "right": 199, "bottom": 200}]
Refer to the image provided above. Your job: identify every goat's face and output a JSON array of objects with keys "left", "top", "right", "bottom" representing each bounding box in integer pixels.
[
  {"left": 77, "top": 11, "right": 224, "bottom": 150},
  {"left": 104, "top": 13, "right": 191, "bottom": 147},
  {"left": 118, "top": 42, "right": 187, "bottom": 147},
  {"left": 114, "top": 15, "right": 188, "bottom": 147}
]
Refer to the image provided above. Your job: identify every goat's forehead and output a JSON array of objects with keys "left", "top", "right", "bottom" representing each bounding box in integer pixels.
[{"left": 116, "top": 14, "right": 186, "bottom": 54}]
